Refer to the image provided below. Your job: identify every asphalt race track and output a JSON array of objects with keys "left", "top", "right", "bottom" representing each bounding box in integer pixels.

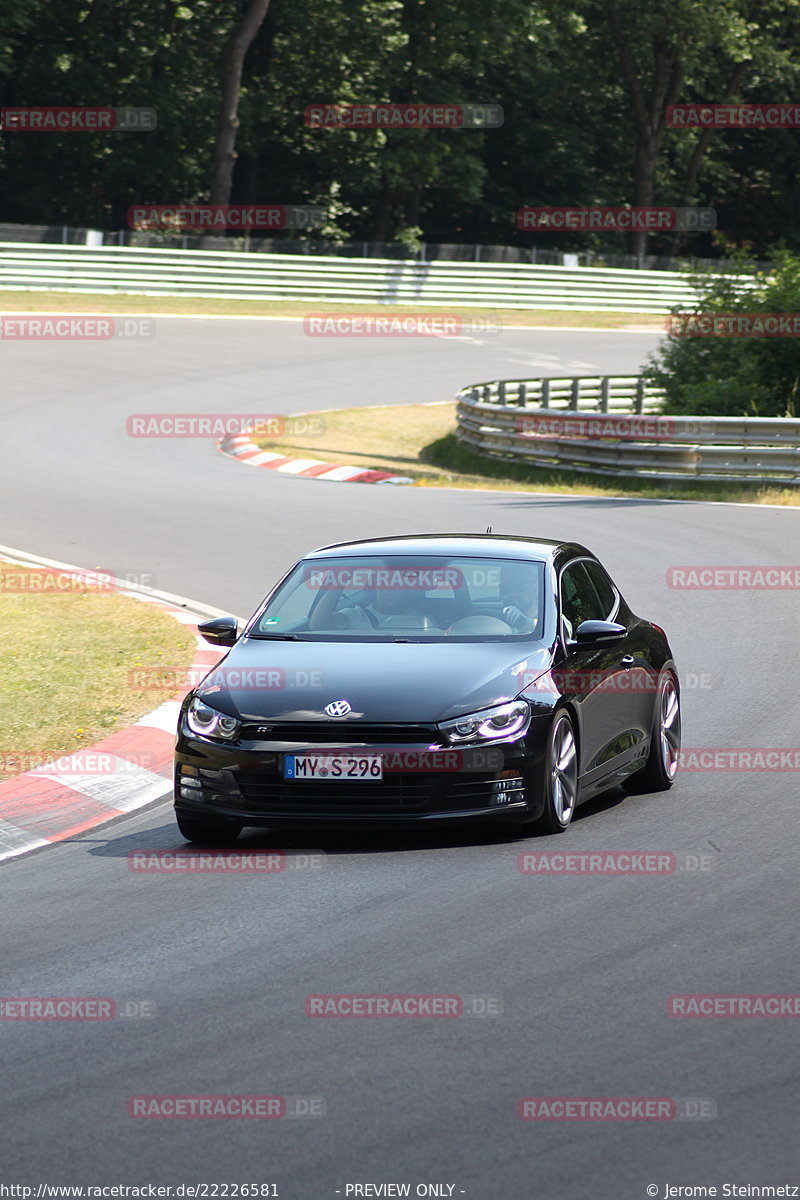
[{"left": 2, "top": 318, "right": 798, "bottom": 1198}]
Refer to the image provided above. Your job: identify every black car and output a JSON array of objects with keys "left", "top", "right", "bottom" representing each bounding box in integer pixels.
[{"left": 174, "top": 534, "right": 680, "bottom": 841}]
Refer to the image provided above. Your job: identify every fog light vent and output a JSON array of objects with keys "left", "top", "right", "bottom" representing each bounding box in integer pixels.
[
  {"left": 490, "top": 774, "right": 525, "bottom": 806},
  {"left": 177, "top": 765, "right": 204, "bottom": 801}
]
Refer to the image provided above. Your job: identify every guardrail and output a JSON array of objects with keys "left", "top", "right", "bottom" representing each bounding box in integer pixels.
[
  {"left": 0, "top": 242, "right": 754, "bottom": 312},
  {"left": 0, "top": 222, "right": 772, "bottom": 273},
  {"left": 456, "top": 376, "right": 800, "bottom": 484}
]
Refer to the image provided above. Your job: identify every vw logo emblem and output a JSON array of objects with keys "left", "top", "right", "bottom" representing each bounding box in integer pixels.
[{"left": 325, "top": 699, "right": 351, "bottom": 718}]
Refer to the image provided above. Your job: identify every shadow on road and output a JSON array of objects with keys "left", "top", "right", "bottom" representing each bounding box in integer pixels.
[{"left": 81, "top": 786, "right": 628, "bottom": 860}]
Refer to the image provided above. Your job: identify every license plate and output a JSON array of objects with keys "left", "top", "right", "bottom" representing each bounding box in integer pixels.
[{"left": 283, "top": 753, "right": 383, "bottom": 781}]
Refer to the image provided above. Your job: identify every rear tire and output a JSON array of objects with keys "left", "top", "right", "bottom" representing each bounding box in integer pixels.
[
  {"left": 524, "top": 709, "right": 580, "bottom": 835},
  {"left": 622, "top": 670, "right": 681, "bottom": 795},
  {"left": 175, "top": 812, "right": 243, "bottom": 844}
]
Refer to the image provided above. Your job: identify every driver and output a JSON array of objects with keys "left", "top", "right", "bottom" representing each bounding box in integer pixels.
[
  {"left": 498, "top": 563, "right": 539, "bottom": 633},
  {"left": 334, "top": 583, "right": 427, "bottom": 629}
]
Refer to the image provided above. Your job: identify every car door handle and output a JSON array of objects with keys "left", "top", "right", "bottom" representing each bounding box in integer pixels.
[{"left": 620, "top": 655, "right": 635, "bottom": 668}]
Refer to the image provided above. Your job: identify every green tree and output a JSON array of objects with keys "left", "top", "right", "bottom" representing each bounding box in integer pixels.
[
  {"left": 209, "top": 0, "right": 272, "bottom": 207},
  {"left": 644, "top": 252, "right": 800, "bottom": 416},
  {"left": 0, "top": 0, "right": 229, "bottom": 227},
  {"left": 1, "top": 0, "right": 799, "bottom": 259},
  {"left": 593, "top": 0, "right": 800, "bottom": 256}
]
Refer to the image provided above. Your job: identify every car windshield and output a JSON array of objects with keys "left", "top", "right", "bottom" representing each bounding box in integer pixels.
[{"left": 248, "top": 555, "right": 546, "bottom": 641}]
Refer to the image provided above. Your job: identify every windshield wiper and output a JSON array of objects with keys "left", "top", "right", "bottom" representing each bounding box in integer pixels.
[{"left": 248, "top": 633, "right": 302, "bottom": 640}]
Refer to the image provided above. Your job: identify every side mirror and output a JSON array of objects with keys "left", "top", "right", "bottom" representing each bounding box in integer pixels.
[
  {"left": 574, "top": 619, "right": 627, "bottom": 644},
  {"left": 197, "top": 616, "right": 239, "bottom": 647}
]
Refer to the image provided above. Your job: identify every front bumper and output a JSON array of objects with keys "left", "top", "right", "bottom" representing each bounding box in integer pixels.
[{"left": 174, "top": 723, "right": 547, "bottom": 828}]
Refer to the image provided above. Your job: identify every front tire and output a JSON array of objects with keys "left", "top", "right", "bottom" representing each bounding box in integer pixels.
[
  {"left": 622, "top": 670, "right": 681, "bottom": 794},
  {"left": 175, "top": 811, "right": 243, "bottom": 844},
  {"left": 525, "top": 709, "right": 580, "bottom": 835}
]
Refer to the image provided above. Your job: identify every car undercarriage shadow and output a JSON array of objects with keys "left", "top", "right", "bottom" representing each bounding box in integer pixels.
[{"left": 85, "top": 786, "right": 630, "bottom": 860}]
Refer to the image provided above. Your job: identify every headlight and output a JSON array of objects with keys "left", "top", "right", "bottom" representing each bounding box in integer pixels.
[
  {"left": 183, "top": 696, "right": 241, "bottom": 742},
  {"left": 439, "top": 700, "right": 530, "bottom": 745}
]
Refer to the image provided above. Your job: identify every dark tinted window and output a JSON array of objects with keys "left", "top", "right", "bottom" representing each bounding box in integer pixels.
[
  {"left": 250, "top": 555, "right": 546, "bottom": 641},
  {"left": 583, "top": 560, "right": 617, "bottom": 619},
  {"left": 560, "top": 561, "right": 610, "bottom": 636}
]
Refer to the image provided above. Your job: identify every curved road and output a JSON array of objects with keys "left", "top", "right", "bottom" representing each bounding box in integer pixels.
[{"left": 1, "top": 318, "right": 798, "bottom": 1198}]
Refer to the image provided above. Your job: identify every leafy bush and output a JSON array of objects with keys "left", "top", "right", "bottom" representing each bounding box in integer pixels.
[{"left": 644, "top": 252, "right": 800, "bottom": 417}]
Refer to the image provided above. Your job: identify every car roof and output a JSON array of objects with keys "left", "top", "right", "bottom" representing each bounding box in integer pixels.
[{"left": 306, "top": 533, "right": 593, "bottom": 563}]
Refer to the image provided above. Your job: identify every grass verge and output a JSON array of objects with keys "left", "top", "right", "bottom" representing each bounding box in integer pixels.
[
  {"left": 0, "top": 290, "right": 665, "bottom": 329},
  {"left": 0, "top": 562, "right": 197, "bottom": 782},
  {"left": 254, "top": 402, "right": 800, "bottom": 506}
]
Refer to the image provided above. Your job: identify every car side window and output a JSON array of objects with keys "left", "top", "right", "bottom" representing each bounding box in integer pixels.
[
  {"left": 560, "top": 562, "right": 609, "bottom": 639},
  {"left": 582, "top": 560, "right": 618, "bottom": 620}
]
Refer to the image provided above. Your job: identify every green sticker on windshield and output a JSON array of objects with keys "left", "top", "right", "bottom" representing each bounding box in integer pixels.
[{"left": 263, "top": 617, "right": 281, "bottom": 624}]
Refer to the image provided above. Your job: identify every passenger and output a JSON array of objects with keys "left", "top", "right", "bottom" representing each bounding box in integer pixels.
[{"left": 498, "top": 563, "right": 539, "bottom": 633}]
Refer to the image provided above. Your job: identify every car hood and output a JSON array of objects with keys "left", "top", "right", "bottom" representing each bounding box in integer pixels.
[{"left": 196, "top": 637, "right": 553, "bottom": 724}]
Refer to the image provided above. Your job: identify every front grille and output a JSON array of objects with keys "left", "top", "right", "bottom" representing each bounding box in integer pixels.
[
  {"left": 236, "top": 774, "right": 433, "bottom": 812},
  {"left": 188, "top": 765, "right": 525, "bottom": 817},
  {"left": 239, "top": 722, "right": 439, "bottom": 745}
]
